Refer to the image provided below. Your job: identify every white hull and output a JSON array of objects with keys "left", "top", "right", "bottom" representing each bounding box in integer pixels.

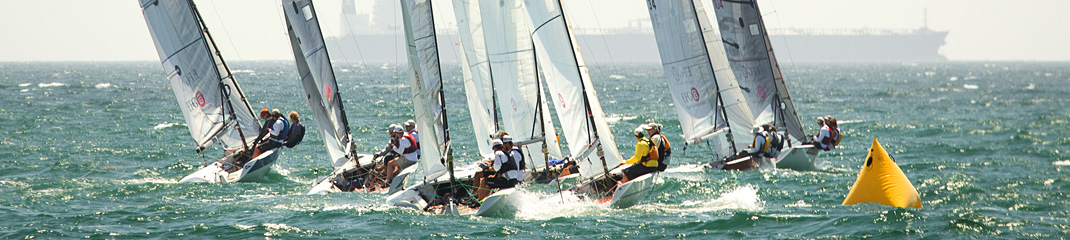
[
  {"left": 773, "top": 144, "right": 822, "bottom": 171},
  {"left": 385, "top": 165, "right": 519, "bottom": 217},
  {"left": 474, "top": 188, "right": 521, "bottom": 217},
  {"left": 179, "top": 149, "right": 280, "bottom": 183},
  {"left": 609, "top": 172, "right": 656, "bottom": 208}
]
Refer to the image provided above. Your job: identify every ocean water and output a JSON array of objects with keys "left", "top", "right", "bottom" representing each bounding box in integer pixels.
[{"left": 1, "top": 61, "right": 1068, "bottom": 239}]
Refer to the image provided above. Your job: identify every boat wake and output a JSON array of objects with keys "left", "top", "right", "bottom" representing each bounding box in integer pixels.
[
  {"left": 680, "top": 185, "right": 764, "bottom": 212},
  {"left": 154, "top": 122, "right": 186, "bottom": 130},
  {"left": 514, "top": 188, "right": 609, "bottom": 220}
]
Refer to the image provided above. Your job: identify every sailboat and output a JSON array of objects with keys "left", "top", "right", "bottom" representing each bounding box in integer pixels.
[
  {"left": 453, "top": 0, "right": 569, "bottom": 184},
  {"left": 645, "top": 0, "right": 759, "bottom": 171},
  {"left": 279, "top": 0, "right": 409, "bottom": 195},
  {"left": 710, "top": 0, "right": 820, "bottom": 171},
  {"left": 385, "top": 0, "right": 520, "bottom": 217},
  {"left": 139, "top": 0, "right": 282, "bottom": 183},
  {"left": 525, "top": 0, "right": 655, "bottom": 208}
]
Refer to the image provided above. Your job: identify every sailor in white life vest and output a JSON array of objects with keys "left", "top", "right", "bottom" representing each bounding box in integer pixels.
[{"left": 382, "top": 124, "right": 419, "bottom": 181}]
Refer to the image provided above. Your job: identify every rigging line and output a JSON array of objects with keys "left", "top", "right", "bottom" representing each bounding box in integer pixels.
[
  {"left": 336, "top": 0, "right": 369, "bottom": 68},
  {"left": 581, "top": 0, "right": 620, "bottom": 79},
  {"left": 764, "top": 0, "right": 799, "bottom": 78},
  {"left": 204, "top": 0, "right": 245, "bottom": 64},
  {"left": 314, "top": 0, "right": 354, "bottom": 66}
]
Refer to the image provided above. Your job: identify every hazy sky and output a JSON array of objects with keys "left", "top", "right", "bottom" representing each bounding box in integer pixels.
[{"left": 1, "top": 0, "right": 1068, "bottom": 61}]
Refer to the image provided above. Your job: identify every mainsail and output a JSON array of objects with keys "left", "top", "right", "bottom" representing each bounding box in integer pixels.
[
  {"left": 712, "top": 0, "right": 806, "bottom": 142},
  {"left": 401, "top": 0, "right": 449, "bottom": 182},
  {"left": 282, "top": 0, "right": 353, "bottom": 168},
  {"left": 525, "top": 0, "right": 623, "bottom": 179},
  {"left": 139, "top": 0, "right": 260, "bottom": 152},
  {"left": 646, "top": 0, "right": 755, "bottom": 157},
  {"left": 476, "top": 0, "right": 563, "bottom": 169}
]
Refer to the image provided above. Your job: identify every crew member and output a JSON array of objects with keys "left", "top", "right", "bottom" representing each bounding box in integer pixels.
[
  {"left": 814, "top": 117, "right": 841, "bottom": 151},
  {"left": 620, "top": 126, "right": 659, "bottom": 184},
  {"left": 284, "top": 111, "right": 305, "bottom": 148},
  {"left": 404, "top": 119, "right": 420, "bottom": 158},
  {"left": 646, "top": 122, "right": 672, "bottom": 171}
]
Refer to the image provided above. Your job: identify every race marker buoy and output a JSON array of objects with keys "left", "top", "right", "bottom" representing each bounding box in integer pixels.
[{"left": 842, "top": 138, "right": 922, "bottom": 208}]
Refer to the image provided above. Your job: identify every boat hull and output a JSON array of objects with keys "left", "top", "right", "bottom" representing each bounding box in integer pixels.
[
  {"left": 475, "top": 188, "right": 521, "bottom": 217},
  {"left": 609, "top": 173, "right": 656, "bottom": 208},
  {"left": 709, "top": 155, "right": 764, "bottom": 171},
  {"left": 773, "top": 144, "right": 822, "bottom": 171},
  {"left": 179, "top": 149, "right": 280, "bottom": 183},
  {"left": 307, "top": 154, "right": 410, "bottom": 195}
]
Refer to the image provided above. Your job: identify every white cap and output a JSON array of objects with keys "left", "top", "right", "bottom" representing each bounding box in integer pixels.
[
  {"left": 633, "top": 127, "right": 645, "bottom": 137},
  {"left": 390, "top": 124, "right": 404, "bottom": 133},
  {"left": 492, "top": 139, "right": 503, "bottom": 147},
  {"left": 501, "top": 135, "right": 512, "bottom": 143},
  {"left": 817, "top": 117, "right": 825, "bottom": 123},
  {"left": 640, "top": 124, "right": 652, "bottom": 130},
  {"left": 752, "top": 126, "right": 763, "bottom": 134},
  {"left": 404, "top": 119, "right": 416, "bottom": 127}
]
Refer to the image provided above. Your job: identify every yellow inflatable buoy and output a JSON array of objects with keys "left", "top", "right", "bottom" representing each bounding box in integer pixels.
[{"left": 842, "top": 138, "right": 922, "bottom": 208}]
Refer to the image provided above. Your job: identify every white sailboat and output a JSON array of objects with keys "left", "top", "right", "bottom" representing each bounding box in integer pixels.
[
  {"left": 711, "top": 0, "right": 820, "bottom": 171},
  {"left": 279, "top": 0, "right": 408, "bottom": 195},
  {"left": 645, "top": 0, "right": 759, "bottom": 171},
  {"left": 525, "top": 0, "right": 653, "bottom": 208},
  {"left": 385, "top": 0, "right": 519, "bottom": 217},
  {"left": 139, "top": 0, "right": 281, "bottom": 183},
  {"left": 454, "top": 0, "right": 570, "bottom": 184}
]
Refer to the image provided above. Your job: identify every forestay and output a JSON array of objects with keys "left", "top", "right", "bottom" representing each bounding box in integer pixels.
[
  {"left": 401, "top": 0, "right": 448, "bottom": 182},
  {"left": 479, "top": 0, "right": 563, "bottom": 169},
  {"left": 282, "top": 0, "right": 353, "bottom": 168},
  {"left": 525, "top": 0, "right": 622, "bottom": 179},
  {"left": 139, "top": 0, "right": 260, "bottom": 152},
  {"left": 712, "top": 0, "right": 805, "bottom": 142},
  {"left": 646, "top": 0, "right": 755, "bottom": 157}
]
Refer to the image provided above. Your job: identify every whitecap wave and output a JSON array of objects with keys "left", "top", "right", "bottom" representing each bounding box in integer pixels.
[
  {"left": 18, "top": 83, "right": 31, "bottom": 87},
  {"left": 95, "top": 83, "right": 112, "bottom": 89},
  {"left": 609, "top": 74, "right": 625, "bottom": 79},
  {"left": 1053, "top": 160, "right": 1070, "bottom": 166},
  {"left": 515, "top": 189, "right": 609, "bottom": 220},
  {"left": 604, "top": 114, "right": 637, "bottom": 124},
  {"left": 39, "top": 82, "right": 66, "bottom": 87},
  {"left": 20, "top": 89, "right": 29, "bottom": 92},
  {"left": 154, "top": 122, "right": 186, "bottom": 130},
  {"left": 963, "top": 84, "right": 979, "bottom": 89}
]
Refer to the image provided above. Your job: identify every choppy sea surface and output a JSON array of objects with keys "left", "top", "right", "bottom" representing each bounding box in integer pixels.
[{"left": 1, "top": 61, "right": 1068, "bottom": 239}]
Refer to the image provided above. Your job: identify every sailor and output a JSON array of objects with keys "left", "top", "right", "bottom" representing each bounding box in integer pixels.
[
  {"left": 403, "top": 119, "right": 420, "bottom": 158},
  {"left": 256, "top": 109, "right": 290, "bottom": 155},
  {"left": 814, "top": 117, "right": 842, "bottom": 151},
  {"left": 251, "top": 109, "right": 274, "bottom": 147},
  {"left": 501, "top": 135, "right": 524, "bottom": 183},
  {"left": 764, "top": 125, "right": 783, "bottom": 158},
  {"left": 383, "top": 124, "right": 419, "bottom": 181},
  {"left": 475, "top": 139, "right": 515, "bottom": 200},
  {"left": 620, "top": 125, "right": 659, "bottom": 184},
  {"left": 283, "top": 111, "right": 305, "bottom": 148},
  {"left": 745, "top": 126, "right": 770, "bottom": 159},
  {"left": 646, "top": 122, "right": 672, "bottom": 172}
]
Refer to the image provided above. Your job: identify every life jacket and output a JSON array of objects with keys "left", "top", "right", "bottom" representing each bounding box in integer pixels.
[
  {"left": 831, "top": 127, "right": 843, "bottom": 147},
  {"left": 769, "top": 131, "right": 783, "bottom": 151},
  {"left": 408, "top": 129, "right": 420, "bottom": 149},
  {"left": 496, "top": 150, "right": 519, "bottom": 176},
  {"left": 508, "top": 147, "right": 526, "bottom": 170},
  {"left": 640, "top": 137, "right": 659, "bottom": 167},
  {"left": 400, "top": 133, "right": 418, "bottom": 154},
  {"left": 752, "top": 132, "right": 770, "bottom": 154},
  {"left": 653, "top": 134, "right": 671, "bottom": 170},
  {"left": 284, "top": 122, "right": 305, "bottom": 148},
  {"left": 272, "top": 118, "right": 291, "bottom": 142}
]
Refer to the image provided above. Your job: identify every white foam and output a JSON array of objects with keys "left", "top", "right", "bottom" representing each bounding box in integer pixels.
[
  {"left": 1053, "top": 160, "right": 1070, "bottom": 166},
  {"left": 609, "top": 74, "right": 625, "bottom": 79},
  {"left": 153, "top": 122, "right": 185, "bottom": 130},
  {"left": 38, "top": 82, "right": 66, "bottom": 87},
  {"left": 20, "top": 89, "right": 29, "bottom": 92},
  {"left": 704, "top": 185, "right": 764, "bottom": 211},
  {"left": 949, "top": 76, "right": 958, "bottom": 81},
  {"left": 963, "top": 84, "right": 979, "bottom": 89},
  {"left": 18, "top": 83, "right": 31, "bottom": 87},
  {"left": 95, "top": 83, "right": 112, "bottom": 89},
  {"left": 1025, "top": 83, "right": 1036, "bottom": 90},
  {"left": 604, "top": 114, "right": 637, "bottom": 124},
  {"left": 515, "top": 189, "right": 609, "bottom": 220}
]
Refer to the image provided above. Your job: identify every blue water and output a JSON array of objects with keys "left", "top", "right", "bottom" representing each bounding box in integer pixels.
[{"left": 1, "top": 61, "right": 1068, "bottom": 238}]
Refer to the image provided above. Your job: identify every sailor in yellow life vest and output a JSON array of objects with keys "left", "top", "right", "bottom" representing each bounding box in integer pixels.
[
  {"left": 620, "top": 125, "right": 659, "bottom": 184},
  {"left": 745, "top": 126, "right": 771, "bottom": 159}
]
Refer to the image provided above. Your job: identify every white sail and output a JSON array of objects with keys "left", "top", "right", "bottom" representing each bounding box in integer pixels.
[
  {"left": 711, "top": 0, "right": 806, "bottom": 143},
  {"left": 646, "top": 0, "right": 755, "bottom": 157},
  {"left": 139, "top": 0, "right": 260, "bottom": 152},
  {"left": 452, "top": 0, "right": 496, "bottom": 159},
  {"left": 282, "top": 0, "right": 353, "bottom": 168},
  {"left": 401, "top": 0, "right": 448, "bottom": 182},
  {"left": 525, "top": 0, "right": 622, "bottom": 179},
  {"left": 479, "top": 0, "right": 563, "bottom": 170}
]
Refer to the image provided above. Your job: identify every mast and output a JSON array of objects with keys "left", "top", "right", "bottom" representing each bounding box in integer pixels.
[{"left": 689, "top": 0, "right": 737, "bottom": 154}]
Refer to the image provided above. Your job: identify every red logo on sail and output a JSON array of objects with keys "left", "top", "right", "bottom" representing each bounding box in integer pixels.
[
  {"left": 194, "top": 91, "right": 206, "bottom": 107},
  {"left": 757, "top": 85, "right": 766, "bottom": 99},
  {"left": 558, "top": 93, "right": 566, "bottom": 108},
  {"left": 691, "top": 87, "right": 700, "bottom": 102},
  {"left": 325, "top": 84, "right": 333, "bottom": 100}
]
